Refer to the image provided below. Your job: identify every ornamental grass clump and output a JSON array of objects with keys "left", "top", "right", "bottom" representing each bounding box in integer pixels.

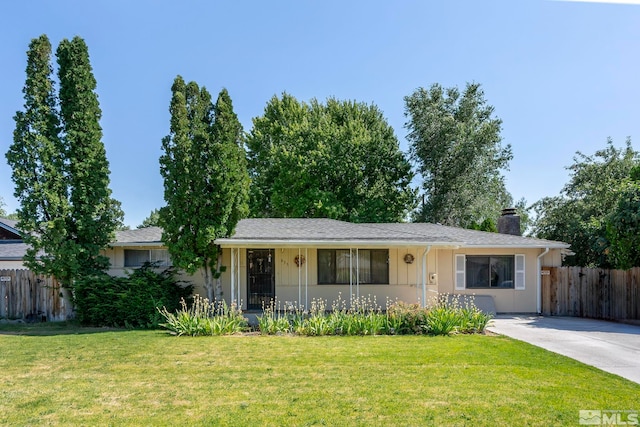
[
  {"left": 158, "top": 295, "right": 247, "bottom": 336},
  {"left": 424, "top": 294, "right": 493, "bottom": 335},
  {"left": 257, "top": 299, "right": 296, "bottom": 335}
]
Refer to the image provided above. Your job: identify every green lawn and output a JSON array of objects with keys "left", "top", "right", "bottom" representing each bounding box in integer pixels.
[{"left": 0, "top": 323, "right": 638, "bottom": 426}]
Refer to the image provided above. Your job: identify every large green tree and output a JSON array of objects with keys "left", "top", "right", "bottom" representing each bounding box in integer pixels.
[
  {"left": 6, "top": 34, "right": 122, "bottom": 287},
  {"left": 138, "top": 208, "right": 160, "bottom": 229},
  {"left": 532, "top": 139, "right": 639, "bottom": 267},
  {"left": 159, "top": 77, "right": 249, "bottom": 301},
  {"left": 247, "top": 94, "right": 416, "bottom": 222},
  {"left": 605, "top": 167, "right": 640, "bottom": 270},
  {"left": 405, "top": 83, "right": 513, "bottom": 228}
]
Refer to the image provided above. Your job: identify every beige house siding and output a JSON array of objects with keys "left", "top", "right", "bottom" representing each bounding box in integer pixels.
[
  {"left": 104, "top": 244, "right": 565, "bottom": 314},
  {"left": 436, "top": 248, "right": 563, "bottom": 313},
  {"left": 220, "top": 247, "right": 452, "bottom": 311}
]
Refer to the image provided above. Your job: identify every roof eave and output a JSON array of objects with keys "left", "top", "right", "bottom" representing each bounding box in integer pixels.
[
  {"left": 110, "top": 242, "right": 165, "bottom": 247},
  {"left": 215, "top": 239, "right": 462, "bottom": 249},
  {"left": 461, "top": 243, "right": 570, "bottom": 249}
]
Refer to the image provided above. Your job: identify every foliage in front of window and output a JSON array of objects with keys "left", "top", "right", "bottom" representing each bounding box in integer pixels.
[
  {"left": 124, "top": 249, "right": 172, "bottom": 267},
  {"left": 157, "top": 295, "right": 248, "bottom": 336},
  {"left": 254, "top": 294, "right": 492, "bottom": 336},
  {"left": 74, "top": 262, "right": 193, "bottom": 328}
]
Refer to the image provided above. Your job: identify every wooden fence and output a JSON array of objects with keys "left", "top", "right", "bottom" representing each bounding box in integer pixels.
[
  {"left": 541, "top": 266, "right": 640, "bottom": 321},
  {"left": 0, "top": 269, "right": 74, "bottom": 321}
]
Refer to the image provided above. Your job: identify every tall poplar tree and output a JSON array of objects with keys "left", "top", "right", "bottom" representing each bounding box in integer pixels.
[
  {"left": 405, "top": 83, "right": 513, "bottom": 228},
  {"left": 7, "top": 35, "right": 70, "bottom": 282},
  {"left": 56, "top": 36, "right": 122, "bottom": 276},
  {"left": 6, "top": 34, "right": 121, "bottom": 287},
  {"left": 159, "top": 77, "right": 249, "bottom": 301}
]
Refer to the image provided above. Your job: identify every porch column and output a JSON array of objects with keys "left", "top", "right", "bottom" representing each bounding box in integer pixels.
[
  {"left": 421, "top": 246, "right": 431, "bottom": 308},
  {"left": 356, "top": 248, "right": 360, "bottom": 300},
  {"left": 235, "top": 248, "right": 241, "bottom": 308},
  {"left": 298, "top": 248, "right": 302, "bottom": 308},
  {"left": 305, "top": 248, "right": 308, "bottom": 309},
  {"left": 231, "top": 248, "right": 235, "bottom": 305},
  {"left": 349, "top": 248, "right": 353, "bottom": 307}
]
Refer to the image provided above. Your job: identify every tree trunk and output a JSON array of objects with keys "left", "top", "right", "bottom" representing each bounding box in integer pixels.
[
  {"left": 215, "top": 250, "right": 224, "bottom": 301},
  {"left": 203, "top": 259, "right": 214, "bottom": 302}
]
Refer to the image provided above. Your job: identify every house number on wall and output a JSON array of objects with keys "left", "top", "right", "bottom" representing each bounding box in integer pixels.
[{"left": 0, "top": 276, "right": 11, "bottom": 282}]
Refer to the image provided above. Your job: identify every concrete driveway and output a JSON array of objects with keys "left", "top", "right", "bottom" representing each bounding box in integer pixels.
[{"left": 487, "top": 316, "right": 640, "bottom": 384}]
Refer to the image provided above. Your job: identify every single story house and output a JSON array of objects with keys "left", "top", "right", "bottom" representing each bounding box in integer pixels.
[{"left": 2, "top": 212, "right": 571, "bottom": 314}]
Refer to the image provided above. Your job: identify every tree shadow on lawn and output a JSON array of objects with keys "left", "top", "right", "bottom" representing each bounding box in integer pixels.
[{"left": 0, "top": 320, "right": 129, "bottom": 336}]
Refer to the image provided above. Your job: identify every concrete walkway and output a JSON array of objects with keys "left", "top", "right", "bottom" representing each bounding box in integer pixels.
[{"left": 487, "top": 316, "right": 640, "bottom": 385}]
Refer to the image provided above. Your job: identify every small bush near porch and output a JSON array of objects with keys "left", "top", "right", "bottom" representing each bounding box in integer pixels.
[{"left": 0, "top": 324, "right": 638, "bottom": 426}]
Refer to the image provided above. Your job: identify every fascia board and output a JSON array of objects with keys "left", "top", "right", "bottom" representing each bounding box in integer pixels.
[
  {"left": 215, "top": 239, "right": 462, "bottom": 249},
  {"left": 109, "top": 242, "right": 165, "bottom": 247},
  {"left": 461, "top": 244, "right": 570, "bottom": 249}
]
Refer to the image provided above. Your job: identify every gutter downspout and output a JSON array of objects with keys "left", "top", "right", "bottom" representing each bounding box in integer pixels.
[
  {"left": 537, "top": 247, "right": 550, "bottom": 314},
  {"left": 422, "top": 246, "right": 432, "bottom": 308}
]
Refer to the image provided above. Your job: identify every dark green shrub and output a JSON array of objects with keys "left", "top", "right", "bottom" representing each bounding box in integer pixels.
[
  {"left": 386, "top": 302, "right": 429, "bottom": 334},
  {"left": 74, "top": 262, "right": 193, "bottom": 328}
]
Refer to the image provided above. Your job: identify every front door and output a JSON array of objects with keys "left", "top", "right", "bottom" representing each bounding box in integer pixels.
[{"left": 247, "top": 249, "right": 275, "bottom": 310}]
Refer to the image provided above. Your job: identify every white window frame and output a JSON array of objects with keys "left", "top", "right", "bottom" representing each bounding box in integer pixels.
[{"left": 455, "top": 254, "right": 525, "bottom": 290}]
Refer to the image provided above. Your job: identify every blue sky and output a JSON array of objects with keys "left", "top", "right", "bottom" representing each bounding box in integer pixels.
[{"left": 1, "top": 0, "right": 639, "bottom": 227}]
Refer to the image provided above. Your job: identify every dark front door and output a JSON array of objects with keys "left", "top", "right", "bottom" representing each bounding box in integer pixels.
[{"left": 247, "top": 249, "right": 275, "bottom": 310}]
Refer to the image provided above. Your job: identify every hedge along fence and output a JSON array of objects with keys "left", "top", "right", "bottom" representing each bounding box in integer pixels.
[
  {"left": 541, "top": 266, "right": 640, "bottom": 321},
  {"left": 0, "top": 269, "right": 73, "bottom": 321}
]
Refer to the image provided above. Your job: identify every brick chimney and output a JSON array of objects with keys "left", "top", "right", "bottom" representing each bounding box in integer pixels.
[{"left": 497, "top": 208, "right": 521, "bottom": 236}]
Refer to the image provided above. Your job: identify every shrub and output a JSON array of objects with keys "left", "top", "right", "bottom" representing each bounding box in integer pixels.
[
  {"left": 385, "top": 302, "right": 429, "bottom": 334},
  {"left": 424, "top": 294, "right": 493, "bottom": 335},
  {"left": 74, "top": 262, "right": 193, "bottom": 328},
  {"left": 158, "top": 295, "right": 247, "bottom": 336}
]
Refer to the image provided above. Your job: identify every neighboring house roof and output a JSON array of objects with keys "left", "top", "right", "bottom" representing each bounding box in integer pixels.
[
  {"left": 0, "top": 218, "right": 22, "bottom": 240},
  {"left": 215, "top": 218, "right": 570, "bottom": 249},
  {"left": 0, "top": 242, "right": 31, "bottom": 261}
]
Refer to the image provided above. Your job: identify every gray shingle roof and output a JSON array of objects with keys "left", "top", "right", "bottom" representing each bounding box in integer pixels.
[
  {"left": 217, "top": 218, "right": 569, "bottom": 249},
  {"left": 0, "top": 219, "right": 570, "bottom": 260},
  {"left": 113, "top": 227, "right": 163, "bottom": 245},
  {"left": 229, "top": 218, "right": 454, "bottom": 242},
  {"left": 0, "top": 242, "right": 30, "bottom": 260}
]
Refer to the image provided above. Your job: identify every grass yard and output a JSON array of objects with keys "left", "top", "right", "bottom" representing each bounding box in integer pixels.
[{"left": 0, "top": 323, "right": 638, "bottom": 426}]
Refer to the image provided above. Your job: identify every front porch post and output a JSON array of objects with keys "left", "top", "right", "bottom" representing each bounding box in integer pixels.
[
  {"left": 349, "top": 248, "right": 353, "bottom": 308},
  {"left": 234, "top": 248, "right": 241, "bottom": 308},
  {"left": 421, "top": 246, "right": 431, "bottom": 308},
  {"left": 305, "top": 248, "right": 308, "bottom": 309},
  {"left": 298, "top": 247, "right": 302, "bottom": 308},
  {"left": 231, "top": 248, "right": 235, "bottom": 306},
  {"left": 356, "top": 248, "right": 360, "bottom": 300}
]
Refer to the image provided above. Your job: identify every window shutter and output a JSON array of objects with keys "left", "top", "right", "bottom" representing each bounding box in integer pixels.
[
  {"left": 455, "top": 254, "right": 466, "bottom": 290},
  {"left": 515, "top": 254, "right": 525, "bottom": 290}
]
